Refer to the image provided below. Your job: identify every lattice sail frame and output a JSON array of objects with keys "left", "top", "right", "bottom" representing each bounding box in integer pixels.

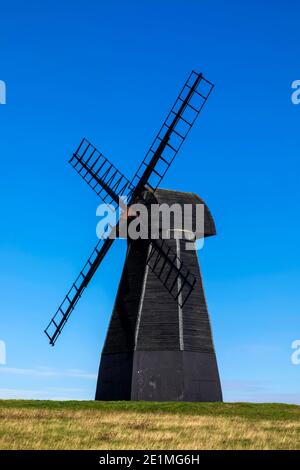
[
  {"left": 45, "top": 70, "right": 214, "bottom": 345},
  {"left": 69, "top": 139, "right": 135, "bottom": 209},
  {"left": 130, "top": 71, "right": 214, "bottom": 192}
]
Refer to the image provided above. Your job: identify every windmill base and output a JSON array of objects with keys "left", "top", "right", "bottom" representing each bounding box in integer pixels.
[{"left": 95, "top": 350, "right": 222, "bottom": 402}]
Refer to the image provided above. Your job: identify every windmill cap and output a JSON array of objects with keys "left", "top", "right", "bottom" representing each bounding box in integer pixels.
[{"left": 137, "top": 188, "right": 216, "bottom": 239}]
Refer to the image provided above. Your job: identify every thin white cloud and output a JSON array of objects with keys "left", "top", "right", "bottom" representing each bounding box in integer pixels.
[
  {"left": 222, "top": 379, "right": 300, "bottom": 405},
  {"left": 0, "top": 387, "right": 90, "bottom": 400},
  {"left": 226, "top": 392, "right": 300, "bottom": 405},
  {"left": 0, "top": 366, "right": 97, "bottom": 380},
  {"left": 222, "top": 379, "right": 267, "bottom": 393}
]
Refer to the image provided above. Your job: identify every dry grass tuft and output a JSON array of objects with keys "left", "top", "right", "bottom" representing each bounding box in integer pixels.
[{"left": 0, "top": 401, "right": 299, "bottom": 450}]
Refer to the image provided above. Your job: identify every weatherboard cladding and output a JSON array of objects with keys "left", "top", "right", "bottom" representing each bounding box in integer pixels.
[
  {"left": 102, "top": 189, "right": 216, "bottom": 356},
  {"left": 145, "top": 188, "right": 216, "bottom": 238}
]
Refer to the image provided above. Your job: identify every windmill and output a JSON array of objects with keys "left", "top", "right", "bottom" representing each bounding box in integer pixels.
[{"left": 45, "top": 71, "right": 222, "bottom": 402}]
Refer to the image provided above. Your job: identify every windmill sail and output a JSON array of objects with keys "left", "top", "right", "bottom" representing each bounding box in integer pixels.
[
  {"left": 148, "top": 237, "right": 196, "bottom": 307},
  {"left": 69, "top": 138, "right": 134, "bottom": 210},
  {"left": 130, "top": 71, "right": 214, "bottom": 195},
  {"left": 44, "top": 237, "right": 114, "bottom": 345},
  {"left": 45, "top": 70, "right": 213, "bottom": 346},
  {"left": 45, "top": 233, "right": 196, "bottom": 345}
]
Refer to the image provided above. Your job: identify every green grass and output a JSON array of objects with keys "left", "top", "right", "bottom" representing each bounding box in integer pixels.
[
  {"left": 0, "top": 400, "right": 299, "bottom": 450},
  {"left": 1, "top": 399, "right": 299, "bottom": 420}
]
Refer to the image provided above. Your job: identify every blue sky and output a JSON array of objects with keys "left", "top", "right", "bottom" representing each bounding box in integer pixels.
[{"left": 0, "top": 0, "right": 299, "bottom": 402}]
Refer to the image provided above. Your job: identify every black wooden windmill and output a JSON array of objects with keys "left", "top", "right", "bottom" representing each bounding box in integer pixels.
[{"left": 45, "top": 71, "right": 222, "bottom": 402}]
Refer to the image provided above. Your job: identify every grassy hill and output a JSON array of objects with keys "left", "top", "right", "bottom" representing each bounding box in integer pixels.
[{"left": 0, "top": 400, "right": 299, "bottom": 450}]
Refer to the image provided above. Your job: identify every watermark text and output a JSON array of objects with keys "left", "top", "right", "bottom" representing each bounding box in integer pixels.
[
  {"left": 0, "top": 340, "right": 6, "bottom": 365},
  {"left": 0, "top": 80, "right": 6, "bottom": 104},
  {"left": 291, "top": 80, "right": 300, "bottom": 105},
  {"left": 291, "top": 340, "right": 300, "bottom": 365},
  {"left": 96, "top": 198, "right": 206, "bottom": 250}
]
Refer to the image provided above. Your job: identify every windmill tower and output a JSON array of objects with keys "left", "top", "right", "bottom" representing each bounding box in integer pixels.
[{"left": 45, "top": 71, "right": 222, "bottom": 402}]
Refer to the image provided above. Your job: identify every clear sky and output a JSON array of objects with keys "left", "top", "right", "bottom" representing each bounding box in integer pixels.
[{"left": 0, "top": 0, "right": 299, "bottom": 402}]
